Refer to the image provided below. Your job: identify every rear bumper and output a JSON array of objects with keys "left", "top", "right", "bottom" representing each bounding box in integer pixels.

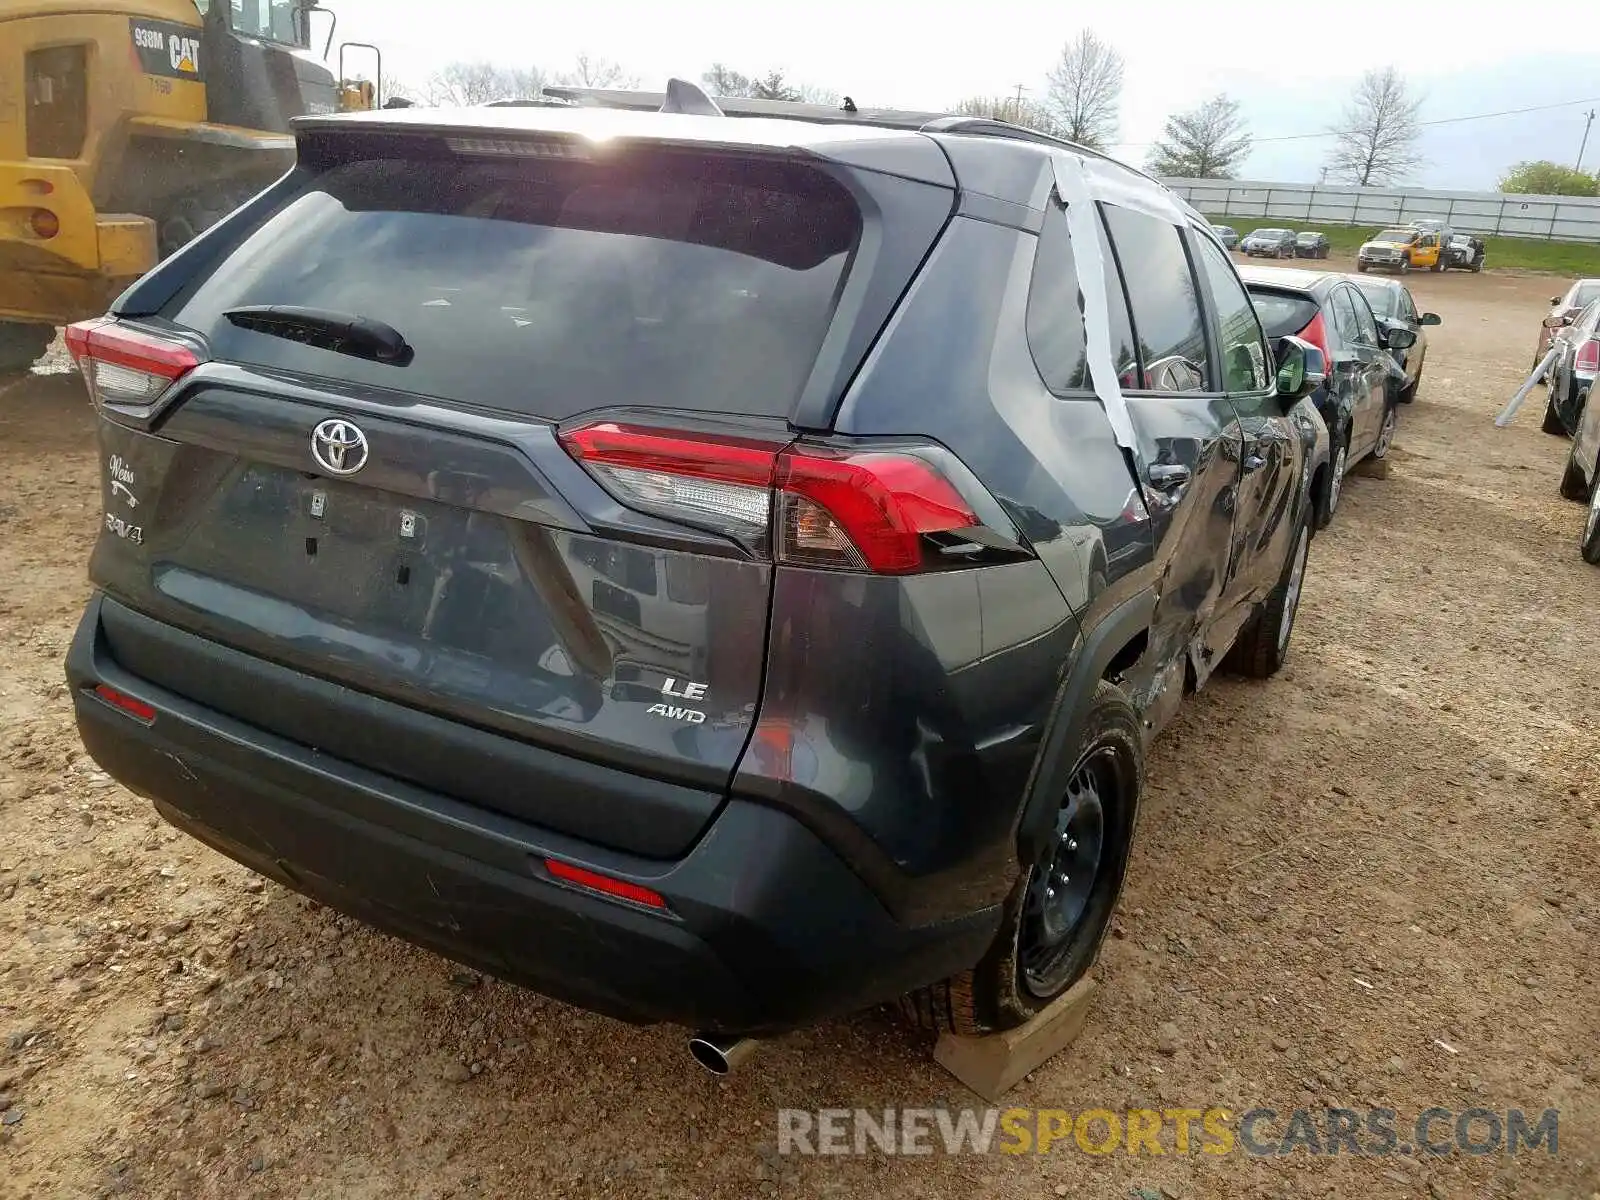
[{"left": 67, "top": 594, "right": 997, "bottom": 1033}]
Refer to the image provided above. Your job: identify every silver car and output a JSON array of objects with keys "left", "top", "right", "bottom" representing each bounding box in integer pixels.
[{"left": 1557, "top": 305, "right": 1600, "bottom": 563}]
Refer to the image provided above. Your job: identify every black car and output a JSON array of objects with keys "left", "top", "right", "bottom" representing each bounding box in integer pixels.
[
  {"left": 1211, "top": 224, "right": 1240, "bottom": 250},
  {"left": 62, "top": 84, "right": 1328, "bottom": 1050},
  {"left": 1294, "top": 232, "right": 1331, "bottom": 260},
  {"left": 1347, "top": 275, "right": 1441, "bottom": 403},
  {"left": 1443, "top": 233, "right": 1485, "bottom": 272},
  {"left": 1241, "top": 266, "right": 1411, "bottom": 525},
  {"left": 1242, "top": 228, "right": 1298, "bottom": 258}
]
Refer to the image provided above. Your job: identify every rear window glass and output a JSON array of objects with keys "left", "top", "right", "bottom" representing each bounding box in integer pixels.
[
  {"left": 1247, "top": 288, "right": 1319, "bottom": 338},
  {"left": 172, "top": 148, "right": 861, "bottom": 420}
]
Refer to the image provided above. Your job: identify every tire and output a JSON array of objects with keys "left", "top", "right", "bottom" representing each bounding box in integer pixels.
[
  {"left": 901, "top": 681, "right": 1142, "bottom": 1036},
  {"left": 1222, "top": 513, "right": 1311, "bottom": 679},
  {"left": 1559, "top": 441, "right": 1590, "bottom": 502},
  {"left": 1430, "top": 256, "right": 1443, "bottom": 273},
  {"left": 1399, "top": 361, "right": 1422, "bottom": 404},
  {"left": 0, "top": 322, "right": 55, "bottom": 373},
  {"left": 1356, "top": 262, "right": 1368, "bottom": 273},
  {"left": 1584, "top": 486, "right": 1600, "bottom": 565},
  {"left": 1398, "top": 258, "right": 1410, "bottom": 274},
  {"left": 1542, "top": 397, "right": 1568, "bottom": 436},
  {"left": 1471, "top": 257, "right": 1483, "bottom": 273},
  {"left": 157, "top": 188, "right": 251, "bottom": 257},
  {"left": 1372, "top": 404, "right": 1398, "bottom": 459},
  {"left": 1317, "top": 433, "right": 1348, "bottom": 529}
]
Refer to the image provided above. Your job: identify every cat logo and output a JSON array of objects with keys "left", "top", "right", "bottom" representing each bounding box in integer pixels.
[
  {"left": 128, "top": 18, "right": 205, "bottom": 81},
  {"left": 169, "top": 36, "right": 200, "bottom": 75}
]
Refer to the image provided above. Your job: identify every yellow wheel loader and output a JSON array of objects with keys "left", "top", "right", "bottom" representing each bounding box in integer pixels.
[{"left": 0, "top": 0, "right": 380, "bottom": 369}]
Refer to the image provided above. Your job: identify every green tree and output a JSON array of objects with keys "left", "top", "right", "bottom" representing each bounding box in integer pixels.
[
  {"left": 1147, "top": 94, "right": 1252, "bottom": 179},
  {"left": 1499, "top": 160, "right": 1599, "bottom": 197}
]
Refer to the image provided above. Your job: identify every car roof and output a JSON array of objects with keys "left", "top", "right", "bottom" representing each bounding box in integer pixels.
[{"left": 1237, "top": 265, "right": 1336, "bottom": 294}]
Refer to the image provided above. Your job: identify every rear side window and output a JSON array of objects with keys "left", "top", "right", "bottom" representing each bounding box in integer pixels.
[
  {"left": 1191, "top": 235, "right": 1268, "bottom": 392},
  {"left": 1101, "top": 205, "right": 1210, "bottom": 393},
  {"left": 1248, "top": 289, "right": 1319, "bottom": 339},
  {"left": 172, "top": 148, "right": 861, "bottom": 420},
  {"left": 1026, "top": 204, "right": 1137, "bottom": 392}
]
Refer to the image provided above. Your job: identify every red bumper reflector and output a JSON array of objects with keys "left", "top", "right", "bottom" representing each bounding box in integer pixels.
[
  {"left": 543, "top": 858, "right": 667, "bottom": 910},
  {"left": 91, "top": 684, "right": 156, "bottom": 723}
]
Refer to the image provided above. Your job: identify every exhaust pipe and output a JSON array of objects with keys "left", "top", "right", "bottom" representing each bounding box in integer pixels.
[{"left": 688, "top": 1032, "right": 759, "bottom": 1074}]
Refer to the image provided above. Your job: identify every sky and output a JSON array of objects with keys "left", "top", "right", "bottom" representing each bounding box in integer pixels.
[{"left": 324, "top": 0, "right": 1600, "bottom": 190}]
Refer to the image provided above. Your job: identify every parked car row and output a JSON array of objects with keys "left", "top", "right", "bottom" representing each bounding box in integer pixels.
[
  {"left": 1238, "top": 266, "right": 1436, "bottom": 526},
  {"left": 1533, "top": 279, "right": 1600, "bottom": 562},
  {"left": 1215, "top": 226, "right": 1331, "bottom": 260},
  {"left": 1209, "top": 220, "right": 1487, "bottom": 274}
]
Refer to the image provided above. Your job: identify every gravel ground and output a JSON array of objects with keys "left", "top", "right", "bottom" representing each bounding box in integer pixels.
[{"left": 1, "top": 263, "right": 1596, "bottom": 1199}]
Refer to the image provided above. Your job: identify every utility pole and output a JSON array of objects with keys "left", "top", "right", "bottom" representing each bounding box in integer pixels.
[
  {"left": 1011, "top": 82, "right": 1027, "bottom": 122},
  {"left": 1579, "top": 109, "right": 1597, "bottom": 173}
]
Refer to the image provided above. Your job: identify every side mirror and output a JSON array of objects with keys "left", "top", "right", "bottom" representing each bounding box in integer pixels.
[
  {"left": 1544, "top": 314, "right": 1574, "bottom": 329},
  {"left": 1419, "top": 312, "right": 1441, "bottom": 326},
  {"left": 1275, "top": 335, "right": 1324, "bottom": 402},
  {"left": 1384, "top": 326, "right": 1418, "bottom": 350},
  {"left": 1550, "top": 296, "right": 1562, "bottom": 307}
]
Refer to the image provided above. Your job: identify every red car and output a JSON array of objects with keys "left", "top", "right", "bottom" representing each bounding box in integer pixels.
[{"left": 1536, "top": 279, "right": 1600, "bottom": 372}]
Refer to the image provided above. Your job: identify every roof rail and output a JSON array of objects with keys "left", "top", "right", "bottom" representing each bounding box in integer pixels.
[
  {"left": 542, "top": 82, "right": 949, "bottom": 130},
  {"left": 535, "top": 82, "right": 1171, "bottom": 194}
]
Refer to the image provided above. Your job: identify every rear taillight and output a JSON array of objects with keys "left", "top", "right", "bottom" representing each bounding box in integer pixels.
[
  {"left": 1297, "top": 311, "right": 1332, "bottom": 374},
  {"left": 1578, "top": 339, "right": 1599, "bottom": 373},
  {"left": 559, "top": 422, "right": 988, "bottom": 575},
  {"left": 64, "top": 319, "right": 199, "bottom": 413}
]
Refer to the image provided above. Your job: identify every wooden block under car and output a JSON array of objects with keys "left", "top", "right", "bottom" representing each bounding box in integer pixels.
[{"left": 932, "top": 978, "right": 1097, "bottom": 1101}]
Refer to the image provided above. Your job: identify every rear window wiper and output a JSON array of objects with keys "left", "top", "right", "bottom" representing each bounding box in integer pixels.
[{"left": 224, "top": 306, "right": 413, "bottom": 365}]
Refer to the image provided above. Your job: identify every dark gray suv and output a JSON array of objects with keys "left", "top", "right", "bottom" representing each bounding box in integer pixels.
[{"left": 64, "top": 85, "right": 1329, "bottom": 1049}]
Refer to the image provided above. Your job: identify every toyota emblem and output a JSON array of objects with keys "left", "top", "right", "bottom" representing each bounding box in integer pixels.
[{"left": 310, "top": 419, "right": 369, "bottom": 476}]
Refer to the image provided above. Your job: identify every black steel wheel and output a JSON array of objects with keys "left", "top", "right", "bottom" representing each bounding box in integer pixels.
[{"left": 1018, "top": 751, "right": 1111, "bottom": 997}]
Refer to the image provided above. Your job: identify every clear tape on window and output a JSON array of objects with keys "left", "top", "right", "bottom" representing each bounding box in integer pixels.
[
  {"left": 1050, "top": 153, "right": 1140, "bottom": 463},
  {"left": 1080, "top": 158, "right": 1191, "bottom": 227}
]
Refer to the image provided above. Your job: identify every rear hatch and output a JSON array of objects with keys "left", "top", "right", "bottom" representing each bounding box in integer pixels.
[{"left": 76, "top": 118, "right": 953, "bottom": 858}]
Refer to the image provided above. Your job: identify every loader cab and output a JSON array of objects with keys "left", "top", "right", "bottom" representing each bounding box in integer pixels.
[{"left": 198, "top": 0, "right": 343, "bottom": 130}]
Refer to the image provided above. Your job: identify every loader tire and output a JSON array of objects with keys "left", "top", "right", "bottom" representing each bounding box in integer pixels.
[{"left": 0, "top": 322, "right": 55, "bottom": 373}]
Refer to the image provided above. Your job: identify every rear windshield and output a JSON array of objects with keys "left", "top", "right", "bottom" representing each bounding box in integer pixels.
[
  {"left": 172, "top": 147, "right": 861, "bottom": 419},
  {"left": 1247, "top": 288, "right": 1319, "bottom": 338}
]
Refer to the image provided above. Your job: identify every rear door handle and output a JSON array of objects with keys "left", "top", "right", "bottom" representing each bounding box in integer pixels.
[{"left": 1147, "top": 463, "right": 1192, "bottom": 490}]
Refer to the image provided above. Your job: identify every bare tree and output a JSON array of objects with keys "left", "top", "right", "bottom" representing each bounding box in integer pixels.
[
  {"left": 557, "top": 53, "right": 638, "bottom": 90},
  {"left": 1147, "top": 94, "right": 1253, "bottom": 179},
  {"left": 701, "top": 65, "right": 837, "bottom": 105},
  {"left": 421, "top": 61, "right": 545, "bottom": 106},
  {"left": 702, "top": 63, "right": 756, "bottom": 98},
  {"left": 952, "top": 95, "right": 1061, "bottom": 137},
  {"left": 1044, "top": 30, "right": 1124, "bottom": 150},
  {"left": 1325, "top": 67, "right": 1423, "bottom": 186}
]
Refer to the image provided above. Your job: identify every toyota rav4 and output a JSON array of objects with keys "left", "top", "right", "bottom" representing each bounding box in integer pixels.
[{"left": 64, "top": 85, "right": 1329, "bottom": 1046}]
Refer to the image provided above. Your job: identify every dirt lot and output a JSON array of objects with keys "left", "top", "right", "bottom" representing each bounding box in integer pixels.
[{"left": 2, "top": 260, "right": 1597, "bottom": 1200}]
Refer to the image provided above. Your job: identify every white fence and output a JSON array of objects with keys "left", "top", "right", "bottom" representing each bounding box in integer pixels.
[{"left": 1159, "top": 179, "right": 1600, "bottom": 243}]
